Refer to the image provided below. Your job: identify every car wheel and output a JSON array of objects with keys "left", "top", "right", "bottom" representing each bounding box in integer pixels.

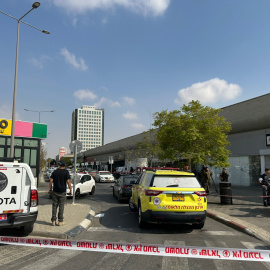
[
  {"left": 118, "top": 193, "right": 122, "bottom": 202},
  {"left": 113, "top": 188, "right": 115, "bottom": 197},
  {"left": 20, "top": 223, "right": 34, "bottom": 236},
  {"left": 138, "top": 204, "right": 147, "bottom": 228},
  {"left": 192, "top": 221, "right": 205, "bottom": 229},
  {"left": 75, "top": 188, "right": 80, "bottom": 198},
  {"left": 129, "top": 197, "right": 136, "bottom": 212},
  {"left": 90, "top": 186, "right": 95, "bottom": 195}
]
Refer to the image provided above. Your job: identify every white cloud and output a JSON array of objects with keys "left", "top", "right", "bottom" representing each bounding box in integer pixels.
[
  {"left": 60, "top": 48, "right": 88, "bottom": 71},
  {"left": 52, "top": 0, "right": 170, "bottom": 17},
  {"left": 131, "top": 123, "right": 145, "bottom": 129},
  {"left": 110, "top": 101, "right": 121, "bottom": 107},
  {"left": 122, "top": 96, "right": 135, "bottom": 106},
  {"left": 29, "top": 55, "right": 52, "bottom": 69},
  {"left": 122, "top": 111, "right": 138, "bottom": 120},
  {"left": 175, "top": 78, "right": 242, "bottom": 105},
  {"left": 94, "top": 97, "right": 120, "bottom": 108},
  {"left": 94, "top": 97, "right": 107, "bottom": 108},
  {"left": 74, "top": 89, "right": 97, "bottom": 101}
]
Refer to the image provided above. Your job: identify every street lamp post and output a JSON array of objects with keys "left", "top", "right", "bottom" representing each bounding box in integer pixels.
[
  {"left": 24, "top": 109, "right": 55, "bottom": 123},
  {"left": 0, "top": 2, "right": 50, "bottom": 158}
]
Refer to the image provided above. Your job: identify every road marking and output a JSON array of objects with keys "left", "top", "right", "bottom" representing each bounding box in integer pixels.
[
  {"left": 90, "top": 239, "right": 130, "bottom": 270},
  {"left": 95, "top": 213, "right": 105, "bottom": 218},
  {"left": 88, "top": 227, "right": 239, "bottom": 236},
  {"left": 163, "top": 241, "right": 188, "bottom": 270},
  {"left": 241, "top": 242, "right": 270, "bottom": 270},
  {"left": 204, "top": 231, "right": 236, "bottom": 236},
  {"left": 18, "top": 249, "right": 82, "bottom": 270},
  {"left": 205, "top": 241, "right": 245, "bottom": 270}
]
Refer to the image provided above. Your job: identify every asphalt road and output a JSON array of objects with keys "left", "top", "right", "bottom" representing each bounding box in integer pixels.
[{"left": 1, "top": 182, "right": 270, "bottom": 270}]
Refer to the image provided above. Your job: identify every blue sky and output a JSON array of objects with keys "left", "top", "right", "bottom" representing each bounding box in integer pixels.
[{"left": 1, "top": 0, "right": 270, "bottom": 158}]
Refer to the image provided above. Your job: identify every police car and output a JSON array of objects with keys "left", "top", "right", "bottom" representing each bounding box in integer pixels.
[{"left": 0, "top": 161, "right": 38, "bottom": 235}]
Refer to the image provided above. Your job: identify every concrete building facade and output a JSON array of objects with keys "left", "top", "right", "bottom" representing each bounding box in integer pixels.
[{"left": 71, "top": 105, "right": 104, "bottom": 152}]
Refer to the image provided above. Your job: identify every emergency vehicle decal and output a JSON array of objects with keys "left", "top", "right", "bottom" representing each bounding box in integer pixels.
[{"left": 153, "top": 198, "right": 161, "bottom": 206}]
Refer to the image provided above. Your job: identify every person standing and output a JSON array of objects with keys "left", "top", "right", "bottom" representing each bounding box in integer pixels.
[
  {"left": 260, "top": 168, "right": 270, "bottom": 207},
  {"left": 219, "top": 168, "right": 229, "bottom": 182},
  {"left": 202, "top": 167, "right": 213, "bottom": 194},
  {"left": 49, "top": 161, "right": 72, "bottom": 226}
]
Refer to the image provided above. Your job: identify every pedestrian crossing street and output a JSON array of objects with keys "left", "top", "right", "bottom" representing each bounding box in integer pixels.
[{"left": 1, "top": 232, "right": 270, "bottom": 270}]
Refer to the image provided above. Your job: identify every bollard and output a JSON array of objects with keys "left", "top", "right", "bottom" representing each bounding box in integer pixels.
[{"left": 219, "top": 182, "right": 233, "bottom": 205}]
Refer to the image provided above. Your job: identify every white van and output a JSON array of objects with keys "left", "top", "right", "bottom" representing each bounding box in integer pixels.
[{"left": 0, "top": 161, "right": 38, "bottom": 235}]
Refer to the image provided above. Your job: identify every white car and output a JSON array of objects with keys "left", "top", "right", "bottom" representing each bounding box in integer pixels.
[
  {"left": 68, "top": 173, "right": 95, "bottom": 198},
  {"left": 95, "top": 171, "right": 115, "bottom": 182}
]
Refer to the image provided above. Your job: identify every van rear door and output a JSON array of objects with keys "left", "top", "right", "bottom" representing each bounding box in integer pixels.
[{"left": 0, "top": 163, "right": 23, "bottom": 214}]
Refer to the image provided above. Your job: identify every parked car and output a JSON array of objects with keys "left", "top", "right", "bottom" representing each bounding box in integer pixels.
[
  {"left": 129, "top": 169, "right": 207, "bottom": 229},
  {"left": 88, "top": 169, "right": 98, "bottom": 178},
  {"left": 113, "top": 175, "right": 139, "bottom": 202},
  {"left": 0, "top": 161, "right": 38, "bottom": 235},
  {"left": 94, "top": 171, "right": 114, "bottom": 183},
  {"left": 68, "top": 173, "right": 95, "bottom": 198}
]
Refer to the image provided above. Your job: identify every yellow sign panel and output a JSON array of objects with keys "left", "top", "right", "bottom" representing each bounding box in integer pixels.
[{"left": 0, "top": 119, "right": 12, "bottom": 135}]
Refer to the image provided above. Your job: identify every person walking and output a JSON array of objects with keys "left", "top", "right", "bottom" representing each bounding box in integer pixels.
[
  {"left": 201, "top": 167, "right": 213, "bottom": 194},
  {"left": 49, "top": 160, "right": 72, "bottom": 226},
  {"left": 259, "top": 168, "right": 270, "bottom": 207},
  {"left": 219, "top": 168, "right": 229, "bottom": 182}
]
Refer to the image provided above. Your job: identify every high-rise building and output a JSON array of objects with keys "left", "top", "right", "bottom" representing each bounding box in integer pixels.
[{"left": 71, "top": 106, "right": 104, "bottom": 152}]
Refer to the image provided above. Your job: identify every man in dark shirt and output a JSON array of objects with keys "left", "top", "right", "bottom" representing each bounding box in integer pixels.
[{"left": 49, "top": 161, "right": 72, "bottom": 226}]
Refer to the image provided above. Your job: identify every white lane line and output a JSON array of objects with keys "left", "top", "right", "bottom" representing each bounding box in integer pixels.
[
  {"left": 0, "top": 245, "right": 39, "bottom": 265},
  {"left": 162, "top": 241, "right": 188, "bottom": 270},
  {"left": 88, "top": 227, "right": 236, "bottom": 236},
  {"left": 241, "top": 242, "right": 270, "bottom": 269},
  {"left": 90, "top": 240, "right": 130, "bottom": 270},
  {"left": 19, "top": 249, "right": 82, "bottom": 270},
  {"left": 205, "top": 241, "right": 245, "bottom": 270},
  {"left": 95, "top": 213, "right": 105, "bottom": 218},
  {"left": 204, "top": 231, "right": 236, "bottom": 236}
]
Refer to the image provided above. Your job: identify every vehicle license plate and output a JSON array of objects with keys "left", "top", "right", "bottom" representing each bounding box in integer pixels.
[
  {"left": 172, "top": 194, "right": 184, "bottom": 201},
  {"left": 0, "top": 214, "right": 7, "bottom": 221}
]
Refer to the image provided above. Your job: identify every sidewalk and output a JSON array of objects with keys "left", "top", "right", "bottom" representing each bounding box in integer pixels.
[
  {"left": 31, "top": 174, "right": 95, "bottom": 239},
  {"left": 207, "top": 184, "right": 270, "bottom": 244}
]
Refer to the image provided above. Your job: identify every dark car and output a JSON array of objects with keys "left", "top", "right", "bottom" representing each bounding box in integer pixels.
[{"left": 112, "top": 175, "right": 139, "bottom": 202}]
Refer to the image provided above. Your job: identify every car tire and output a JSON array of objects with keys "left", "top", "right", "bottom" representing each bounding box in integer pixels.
[
  {"left": 138, "top": 204, "right": 147, "bottom": 228},
  {"left": 20, "top": 223, "right": 34, "bottom": 236},
  {"left": 192, "top": 221, "right": 205, "bottom": 229},
  {"left": 113, "top": 188, "right": 115, "bottom": 197},
  {"left": 129, "top": 197, "right": 136, "bottom": 212},
  {"left": 90, "top": 186, "right": 95, "bottom": 195},
  {"left": 75, "top": 188, "right": 80, "bottom": 198},
  {"left": 118, "top": 194, "right": 122, "bottom": 202}
]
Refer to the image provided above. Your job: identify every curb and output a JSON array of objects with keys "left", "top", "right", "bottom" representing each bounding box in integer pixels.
[
  {"left": 66, "top": 208, "right": 95, "bottom": 238},
  {"left": 206, "top": 211, "right": 265, "bottom": 243},
  {"left": 30, "top": 208, "right": 95, "bottom": 239}
]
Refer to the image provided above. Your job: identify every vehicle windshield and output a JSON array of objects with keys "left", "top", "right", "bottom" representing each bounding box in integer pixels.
[
  {"left": 100, "top": 172, "right": 111, "bottom": 175},
  {"left": 123, "top": 177, "right": 137, "bottom": 185},
  {"left": 151, "top": 176, "right": 201, "bottom": 188}
]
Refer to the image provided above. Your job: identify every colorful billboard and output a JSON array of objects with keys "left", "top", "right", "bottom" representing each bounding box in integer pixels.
[{"left": 0, "top": 119, "right": 47, "bottom": 139}]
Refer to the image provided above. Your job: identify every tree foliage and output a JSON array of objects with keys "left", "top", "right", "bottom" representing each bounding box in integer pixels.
[
  {"left": 40, "top": 145, "right": 47, "bottom": 170},
  {"left": 153, "top": 100, "right": 231, "bottom": 167},
  {"left": 60, "top": 156, "right": 73, "bottom": 167},
  {"left": 136, "top": 129, "right": 160, "bottom": 167}
]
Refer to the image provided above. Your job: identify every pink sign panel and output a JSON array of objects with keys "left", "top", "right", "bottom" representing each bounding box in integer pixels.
[{"left": 14, "top": 121, "right": 33, "bottom": 137}]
